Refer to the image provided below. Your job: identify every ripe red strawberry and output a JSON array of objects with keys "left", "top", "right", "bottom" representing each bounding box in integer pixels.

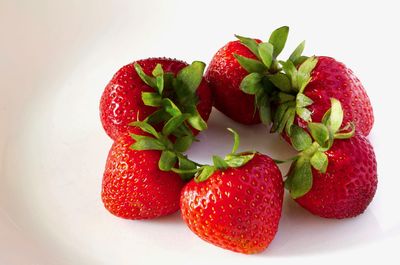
[
  {"left": 206, "top": 40, "right": 261, "bottom": 124},
  {"left": 295, "top": 133, "right": 377, "bottom": 218},
  {"left": 101, "top": 131, "right": 185, "bottom": 219},
  {"left": 284, "top": 99, "right": 377, "bottom": 219},
  {"left": 293, "top": 56, "right": 374, "bottom": 136},
  {"left": 100, "top": 58, "right": 212, "bottom": 140},
  {"left": 180, "top": 129, "right": 283, "bottom": 254}
]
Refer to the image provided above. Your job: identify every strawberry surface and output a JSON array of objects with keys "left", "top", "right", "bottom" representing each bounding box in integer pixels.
[{"left": 180, "top": 153, "right": 283, "bottom": 254}]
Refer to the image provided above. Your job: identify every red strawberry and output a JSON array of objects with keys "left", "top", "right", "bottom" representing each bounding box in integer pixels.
[
  {"left": 180, "top": 130, "right": 283, "bottom": 254},
  {"left": 295, "top": 133, "right": 377, "bottom": 218},
  {"left": 100, "top": 58, "right": 212, "bottom": 140},
  {"left": 293, "top": 56, "right": 374, "bottom": 136},
  {"left": 101, "top": 131, "right": 185, "bottom": 219},
  {"left": 285, "top": 99, "right": 377, "bottom": 219},
  {"left": 206, "top": 40, "right": 261, "bottom": 124}
]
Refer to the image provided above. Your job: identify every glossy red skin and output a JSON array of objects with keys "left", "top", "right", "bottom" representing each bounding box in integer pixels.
[
  {"left": 101, "top": 132, "right": 185, "bottom": 220},
  {"left": 296, "top": 56, "right": 374, "bottom": 136},
  {"left": 180, "top": 153, "right": 283, "bottom": 254},
  {"left": 295, "top": 134, "right": 377, "bottom": 219},
  {"left": 206, "top": 40, "right": 261, "bottom": 125},
  {"left": 100, "top": 58, "right": 213, "bottom": 140}
]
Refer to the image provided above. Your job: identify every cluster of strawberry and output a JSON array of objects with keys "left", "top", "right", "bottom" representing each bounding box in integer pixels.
[{"left": 99, "top": 26, "right": 377, "bottom": 254}]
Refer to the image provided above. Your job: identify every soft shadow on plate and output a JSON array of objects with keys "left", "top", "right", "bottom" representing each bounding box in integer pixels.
[{"left": 265, "top": 194, "right": 383, "bottom": 256}]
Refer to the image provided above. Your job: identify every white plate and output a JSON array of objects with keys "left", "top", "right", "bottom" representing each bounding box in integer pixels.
[{"left": 1, "top": 1, "right": 399, "bottom": 264}]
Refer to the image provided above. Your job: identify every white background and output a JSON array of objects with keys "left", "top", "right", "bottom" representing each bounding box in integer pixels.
[{"left": 1, "top": 0, "right": 399, "bottom": 264}]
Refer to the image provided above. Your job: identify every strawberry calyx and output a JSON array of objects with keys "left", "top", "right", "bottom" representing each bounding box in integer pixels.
[
  {"left": 129, "top": 120, "right": 199, "bottom": 180},
  {"left": 283, "top": 98, "right": 355, "bottom": 199},
  {"left": 171, "top": 128, "right": 256, "bottom": 182},
  {"left": 134, "top": 61, "right": 208, "bottom": 132}
]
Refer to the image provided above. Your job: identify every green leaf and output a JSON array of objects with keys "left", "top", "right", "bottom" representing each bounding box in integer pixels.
[
  {"left": 162, "top": 98, "right": 182, "bottom": 116},
  {"left": 280, "top": 60, "right": 297, "bottom": 88},
  {"left": 233, "top": 54, "right": 266, "bottom": 73},
  {"left": 308, "top": 123, "right": 329, "bottom": 146},
  {"left": 276, "top": 92, "right": 296, "bottom": 103},
  {"left": 296, "top": 107, "right": 312, "bottom": 122},
  {"left": 174, "top": 135, "right": 193, "bottom": 153},
  {"left": 310, "top": 151, "right": 328, "bottom": 173},
  {"left": 176, "top": 155, "right": 197, "bottom": 180},
  {"left": 287, "top": 157, "right": 313, "bottom": 199},
  {"left": 297, "top": 56, "right": 318, "bottom": 93},
  {"left": 195, "top": 165, "right": 215, "bottom": 182},
  {"left": 176, "top": 61, "right": 205, "bottom": 95},
  {"left": 289, "top": 41, "right": 305, "bottom": 63},
  {"left": 186, "top": 108, "right": 207, "bottom": 131},
  {"left": 334, "top": 122, "right": 355, "bottom": 139},
  {"left": 285, "top": 108, "right": 295, "bottom": 135},
  {"left": 268, "top": 73, "right": 292, "bottom": 93},
  {"left": 235, "top": 35, "right": 260, "bottom": 58},
  {"left": 294, "top": 56, "right": 308, "bottom": 66},
  {"left": 240, "top": 73, "right": 263, "bottom": 95},
  {"left": 269, "top": 26, "right": 289, "bottom": 58},
  {"left": 152, "top": 64, "right": 164, "bottom": 94},
  {"left": 277, "top": 107, "right": 294, "bottom": 134},
  {"left": 213, "top": 155, "right": 228, "bottom": 170},
  {"left": 162, "top": 114, "right": 189, "bottom": 136},
  {"left": 272, "top": 102, "right": 291, "bottom": 132},
  {"left": 225, "top": 153, "right": 255, "bottom": 168},
  {"left": 130, "top": 137, "right": 165, "bottom": 151},
  {"left": 141, "top": 92, "right": 162, "bottom": 107},
  {"left": 259, "top": 103, "right": 272, "bottom": 126},
  {"left": 328, "top": 98, "right": 344, "bottom": 133},
  {"left": 172, "top": 124, "right": 193, "bottom": 138},
  {"left": 258, "top": 42, "right": 274, "bottom": 68},
  {"left": 134, "top": 63, "right": 156, "bottom": 88},
  {"left": 290, "top": 125, "right": 312, "bottom": 151},
  {"left": 129, "top": 121, "right": 159, "bottom": 138},
  {"left": 227, "top": 128, "right": 240, "bottom": 154},
  {"left": 144, "top": 109, "right": 170, "bottom": 125},
  {"left": 296, "top": 93, "right": 313, "bottom": 108},
  {"left": 158, "top": 150, "right": 177, "bottom": 171}
]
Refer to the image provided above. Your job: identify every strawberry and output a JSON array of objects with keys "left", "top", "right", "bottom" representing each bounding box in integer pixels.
[
  {"left": 180, "top": 129, "right": 283, "bottom": 254},
  {"left": 284, "top": 99, "right": 377, "bottom": 219},
  {"left": 205, "top": 26, "right": 290, "bottom": 125},
  {"left": 101, "top": 130, "right": 185, "bottom": 219},
  {"left": 271, "top": 56, "right": 374, "bottom": 137},
  {"left": 100, "top": 58, "right": 212, "bottom": 140}
]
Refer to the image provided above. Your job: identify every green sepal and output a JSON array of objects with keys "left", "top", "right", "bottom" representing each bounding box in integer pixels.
[
  {"left": 240, "top": 73, "right": 263, "bottom": 95},
  {"left": 296, "top": 93, "right": 313, "bottom": 108},
  {"left": 144, "top": 109, "right": 170, "bottom": 125},
  {"left": 176, "top": 61, "right": 205, "bottom": 96},
  {"left": 258, "top": 42, "right": 274, "bottom": 68},
  {"left": 152, "top": 64, "right": 164, "bottom": 94},
  {"left": 227, "top": 128, "right": 240, "bottom": 154},
  {"left": 259, "top": 101, "right": 272, "bottom": 126},
  {"left": 174, "top": 135, "right": 194, "bottom": 153},
  {"left": 162, "top": 114, "right": 189, "bottom": 136},
  {"left": 225, "top": 153, "right": 255, "bottom": 168},
  {"left": 289, "top": 41, "right": 305, "bottom": 63},
  {"left": 194, "top": 165, "right": 216, "bottom": 182},
  {"left": 233, "top": 54, "right": 266, "bottom": 73},
  {"left": 130, "top": 136, "right": 165, "bottom": 151},
  {"left": 268, "top": 73, "right": 292, "bottom": 93},
  {"left": 296, "top": 107, "right": 312, "bottom": 122},
  {"left": 334, "top": 122, "right": 355, "bottom": 139},
  {"left": 134, "top": 63, "right": 156, "bottom": 88},
  {"left": 280, "top": 60, "right": 297, "bottom": 89},
  {"left": 141, "top": 92, "right": 162, "bottom": 107},
  {"left": 268, "top": 26, "right": 289, "bottom": 58},
  {"left": 235, "top": 35, "right": 260, "bottom": 59},
  {"left": 286, "top": 157, "right": 313, "bottom": 199},
  {"left": 158, "top": 150, "right": 177, "bottom": 171},
  {"left": 175, "top": 155, "right": 198, "bottom": 180},
  {"left": 187, "top": 107, "right": 207, "bottom": 131},
  {"left": 271, "top": 102, "right": 291, "bottom": 132},
  {"left": 290, "top": 125, "right": 312, "bottom": 151},
  {"left": 213, "top": 155, "right": 229, "bottom": 170},
  {"left": 297, "top": 56, "right": 318, "bottom": 93},
  {"left": 162, "top": 98, "right": 182, "bottom": 117},
  {"left": 293, "top": 56, "right": 309, "bottom": 66},
  {"left": 308, "top": 123, "right": 329, "bottom": 146},
  {"left": 275, "top": 92, "right": 296, "bottom": 104},
  {"left": 323, "top": 98, "right": 344, "bottom": 133},
  {"left": 129, "top": 121, "right": 159, "bottom": 138},
  {"left": 310, "top": 151, "right": 328, "bottom": 173}
]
